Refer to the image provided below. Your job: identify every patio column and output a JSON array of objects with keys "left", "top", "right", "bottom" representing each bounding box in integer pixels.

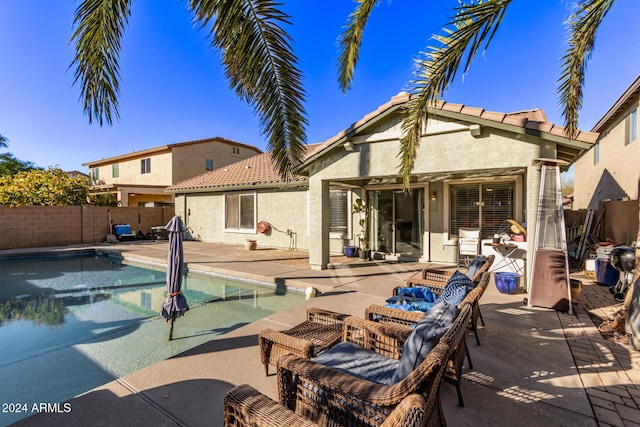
[{"left": 309, "top": 179, "right": 330, "bottom": 270}]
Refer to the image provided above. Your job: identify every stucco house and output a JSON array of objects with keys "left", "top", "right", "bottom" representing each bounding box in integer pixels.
[
  {"left": 574, "top": 75, "right": 640, "bottom": 210},
  {"left": 167, "top": 93, "right": 597, "bottom": 280},
  {"left": 83, "top": 137, "right": 262, "bottom": 207}
]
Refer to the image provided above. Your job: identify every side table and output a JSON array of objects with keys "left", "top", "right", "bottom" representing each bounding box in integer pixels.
[{"left": 258, "top": 308, "right": 349, "bottom": 375}]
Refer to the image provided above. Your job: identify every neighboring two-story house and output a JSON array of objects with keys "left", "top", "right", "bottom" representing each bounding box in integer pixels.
[
  {"left": 574, "top": 75, "right": 640, "bottom": 210},
  {"left": 83, "top": 137, "right": 262, "bottom": 207}
]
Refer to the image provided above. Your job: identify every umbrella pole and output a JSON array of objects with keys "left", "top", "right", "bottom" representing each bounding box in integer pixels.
[{"left": 169, "top": 312, "right": 176, "bottom": 341}]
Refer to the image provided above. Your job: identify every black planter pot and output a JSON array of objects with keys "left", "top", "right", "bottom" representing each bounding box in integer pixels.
[{"left": 359, "top": 249, "right": 371, "bottom": 261}]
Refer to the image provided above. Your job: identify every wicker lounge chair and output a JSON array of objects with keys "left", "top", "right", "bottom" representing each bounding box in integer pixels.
[
  {"left": 275, "top": 303, "right": 473, "bottom": 426},
  {"left": 224, "top": 384, "right": 428, "bottom": 427},
  {"left": 258, "top": 307, "right": 350, "bottom": 375},
  {"left": 396, "top": 259, "right": 493, "bottom": 345},
  {"left": 366, "top": 294, "right": 480, "bottom": 408}
]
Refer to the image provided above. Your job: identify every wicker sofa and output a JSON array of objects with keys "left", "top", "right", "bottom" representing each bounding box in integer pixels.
[
  {"left": 273, "top": 303, "right": 473, "bottom": 427},
  {"left": 224, "top": 385, "right": 428, "bottom": 427},
  {"left": 366, "top": 270, "right": 491, "bottom": 407}
]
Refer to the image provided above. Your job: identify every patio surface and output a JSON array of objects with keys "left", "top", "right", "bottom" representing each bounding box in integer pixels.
[{"left": 5, "top": 240, "right": 640, "bottom": 427}]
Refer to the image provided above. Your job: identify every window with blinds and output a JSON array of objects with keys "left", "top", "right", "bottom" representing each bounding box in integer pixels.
[
  {"left": 450, "top": 182, "right": 514, "bottom": 239},
  {"left": 329, "top": 189, "right": 348, "bottom": 233},
  {"left": 140, "top": 158, "right": 151, "bottom": 174}
]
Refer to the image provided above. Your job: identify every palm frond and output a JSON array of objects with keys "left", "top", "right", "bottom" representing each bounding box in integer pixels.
[
  {"left": 337, "top": 0, "right": 380, "bottom": 93},
  {"left": 399, "top": 0, "right": 510, "bottom": 191},
  {"left": 189, "top": 0, "right": 307, "bottom": 180},
  {"left": 69, "top": 0, "right": 132, "bottom": 126},
  {"left": 558, "top": 0, "right": 614, "bottom": 139}
]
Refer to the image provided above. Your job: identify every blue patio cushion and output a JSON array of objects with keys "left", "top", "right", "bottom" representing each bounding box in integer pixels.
[
  {"left": 434, "top": 270, "right": 473, "bottom": 306},
  {"left": 313, "top": 341, "right": 400, "bottom": 385},
  {"left": 466, "top": 255, "right": 488, "bottom": 281},
  {"left": 384, "top": 301, "right": 434, "bottom": 312},
  {"left": 391, "top": 302, "right": 460, "bottom": 383},
  {"left": 386, "top": 287, "right": 437, "bottom": 305}
]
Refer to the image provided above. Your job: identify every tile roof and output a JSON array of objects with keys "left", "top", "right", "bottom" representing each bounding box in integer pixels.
[
  {"left": 315, "top": 92, "right": 598, "bottom": 153},
  {"left": 169, "top": 93, "right": 600, "bottom": 192},
  {"left": 167, "top": 143, "right": 326, "bottom": 192}
]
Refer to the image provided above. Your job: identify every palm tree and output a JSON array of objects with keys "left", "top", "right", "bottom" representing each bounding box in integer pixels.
[
  {"left": 337, "top": 0, "right": 615, "bottom": 189},
  {"left": 70, "top": 0, "right": 307, "bottom": 180},
  {"left": 71, "top": 0, "right": 613, "bottom": 188}
]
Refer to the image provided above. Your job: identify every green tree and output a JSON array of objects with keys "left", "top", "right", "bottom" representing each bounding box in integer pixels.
[{"left": 0, "top": 168, "right": 89, "bottom": 206}]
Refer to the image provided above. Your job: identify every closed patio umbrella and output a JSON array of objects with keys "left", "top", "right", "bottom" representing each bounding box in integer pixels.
[{"left": 161, "top": 215, "right": 189, "bottom": 340}]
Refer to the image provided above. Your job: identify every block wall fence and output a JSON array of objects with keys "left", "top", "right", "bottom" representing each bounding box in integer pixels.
[
  {"left": 0, "top": 206, "right": 174, "bottom": 250},
  {"left": 565, "top": 199, "right": 639, "bottom": 245}
]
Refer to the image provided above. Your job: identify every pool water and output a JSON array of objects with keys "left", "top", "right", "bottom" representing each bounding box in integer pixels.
[{"left": 0, "top": 252, "right": 304, "bottom": 425}]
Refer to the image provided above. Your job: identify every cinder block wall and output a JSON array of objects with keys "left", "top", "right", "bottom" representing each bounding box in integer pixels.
[{"left": 0, "top": 206, "right": 174, "bottom": 250}]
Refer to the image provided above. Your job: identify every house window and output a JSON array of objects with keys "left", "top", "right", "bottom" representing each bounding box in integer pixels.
[
  {"left": 112, "top": 163, "right": 119, "bottom": 178},
  {"left": 225, "top": 193, "right": 255, "bottom": 231},
  {"left": 206, "top": 159, "right": 214, "bottom": 171},
  {"left": 140, "top": 158, "right": 151, "bottom": 174},
  {"left": 594, "top": 142, "right": 600, "bottom": 165},
  {"left": 625, "top": 109, "right": 637, "bottom": 145},
  {"left": 329, "top": 189, "right": 348, "bottom": 234},
  {"left": 91, "top": 168, "right": 99, "bottom": 181},
  {"left": 231, "top": 147, "right": 240, "bottom": 155},
  {"left": 450, "top": 182, "right": 514, "bottom": 239}
]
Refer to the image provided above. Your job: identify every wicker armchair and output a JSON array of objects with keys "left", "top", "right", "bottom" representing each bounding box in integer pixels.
[
  {"left": 406, "top": 254, "right": 494, "bottom": 287},
  {"left": 370, "top": 269, "right": 490, "bottom": 348},
  {"left": 275, "top": 304, "right": 473, "bottom": 427},
  {"left": 224, "top": 384, "right": 428, "bottom": 427},
  {"left": 365, "top": 300, "right": 477, "bottom": 408},
  {"left": 398, "top": 258, "right": 494, "bottom": 345}
]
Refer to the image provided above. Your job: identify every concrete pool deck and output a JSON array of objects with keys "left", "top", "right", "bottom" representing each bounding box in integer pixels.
[{"left": 6, "top": 241, "right": 640, "bottom": 427}]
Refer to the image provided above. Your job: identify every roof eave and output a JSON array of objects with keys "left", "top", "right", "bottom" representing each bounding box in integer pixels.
[
  {"left": 166, "top": 179, "right": 309, "bottom": 194},
  {"left": 591, "top": 75, "right": 640, "bottom": 133},
  {"left": 434, "top": 109, "right": 595, "bottom": 156}
]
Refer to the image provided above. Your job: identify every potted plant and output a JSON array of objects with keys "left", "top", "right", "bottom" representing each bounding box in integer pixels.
[{"left": 352, "top": 198, "right": 370, "bottom": 260}]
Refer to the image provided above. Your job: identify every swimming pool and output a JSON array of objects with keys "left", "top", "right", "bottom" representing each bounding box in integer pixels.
[{"left": 0, "top": 251, "right": 304, "bottom": 425}]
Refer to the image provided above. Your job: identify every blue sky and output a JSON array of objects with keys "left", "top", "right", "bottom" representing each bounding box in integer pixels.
[{"left": 1, "top": 1, "right": 640, "bottom": 173}]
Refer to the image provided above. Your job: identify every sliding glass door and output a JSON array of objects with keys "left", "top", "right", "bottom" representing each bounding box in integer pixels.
[{"left": 369, "top": 189, "right": 423, "bottom": 255}]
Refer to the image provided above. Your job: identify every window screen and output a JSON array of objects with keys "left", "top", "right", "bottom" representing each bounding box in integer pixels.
[
  {"left": 225, "top": 193, "right": 255, "bottom": 231},
  {"left": 481, "top": 183, "right": 514, "bottom": 239},
  {"left": 450, "top": 185, "right": 480, "bottom": 237},
  {"left": 450, "top": 182, "right": 515, "bottom": 238}
]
